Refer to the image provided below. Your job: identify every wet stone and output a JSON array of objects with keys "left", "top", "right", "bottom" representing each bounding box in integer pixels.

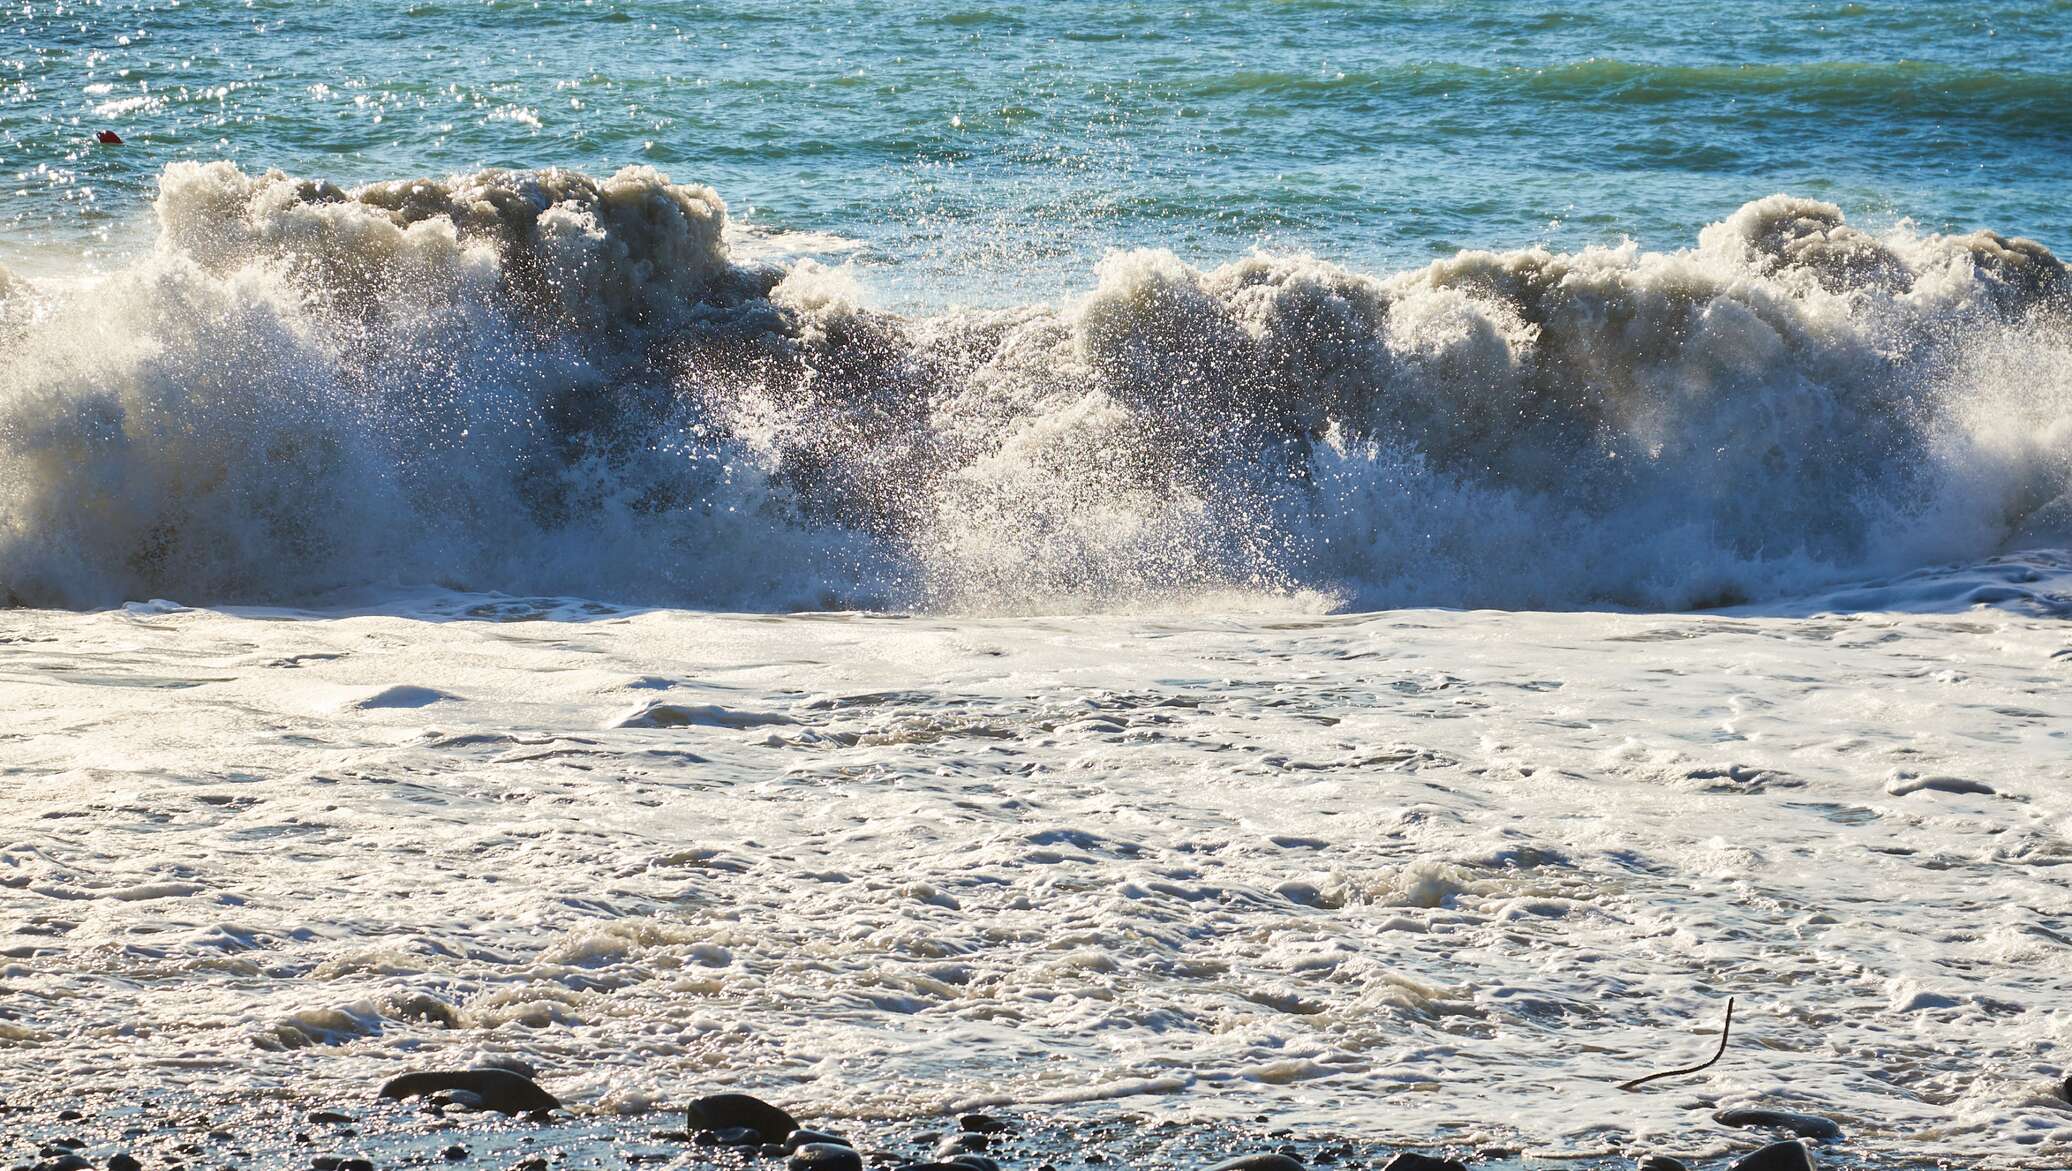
[
  {"left": 957, "top": 1116, "right": 1011, "bottom": 1135},
  {"left": 935, "top": 1134, "right": 989, "bottom": 1158},
  {"left": 785, "top": 1131, "right": 853, "bottom": 1153},
  {"left": 1381, "top": 1157, "right": 1466, "bottom": 1171},
  {"left": 445, "top": 1145, "right": 469, "bottom": 1161},
  {"left": 792, "top": 1143, "right": 865, "bottom": 1171},
  {"left": 1206, "top": 1157, "right": 1304, "bottom": 1171},
  {"left": 379, "top": 1069, "right": 561, "bottom": 1116},
  {"left": 686, "top": 1094, "right": 799, "bottom": 1145},
  {"left": 108, "top": 1157, "right": 142, "bottom": 1171},
  {"left": 1728, "top": 1141, "right": 1816, "bottom": 1171},
  {"left": 1636, "top": 1157, "right": 1689, "bottom": 1171},
  {"left": 1712, "top": 1109, "right": 1842, "bottom": 1141},
  {"left": 308, "top": 1111, "right": 353, "bottom": 1125}
]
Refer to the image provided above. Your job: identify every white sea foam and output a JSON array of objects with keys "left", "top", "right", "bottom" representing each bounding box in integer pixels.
[
  {"left": 1, "top": 165, "right": 2066, "bottom": 614},
  {"left": 1, "top": 594, "right": 2067, "bottom": 1162}
]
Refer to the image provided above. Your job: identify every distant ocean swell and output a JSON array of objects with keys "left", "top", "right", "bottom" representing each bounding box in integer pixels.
[{"left": 0, "top": 162, "right": 2066, "bottom": 612}]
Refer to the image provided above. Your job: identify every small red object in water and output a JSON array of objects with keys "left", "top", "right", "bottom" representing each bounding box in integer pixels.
[{"left": 96, "top": 130, "right": 124, "bottom": 144}]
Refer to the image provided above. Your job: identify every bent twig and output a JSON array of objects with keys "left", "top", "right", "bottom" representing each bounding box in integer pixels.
[{"left": 1617, "top": 997, "right": 1734, "bottom": 1091}]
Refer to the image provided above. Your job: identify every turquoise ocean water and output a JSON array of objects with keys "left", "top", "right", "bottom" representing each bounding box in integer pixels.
[{"left": 6, "top": 0, "right": 2068, "bottom": 304}]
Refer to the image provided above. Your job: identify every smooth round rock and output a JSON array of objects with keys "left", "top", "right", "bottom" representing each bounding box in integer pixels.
[
  {"left": 1636, "top": 1157, "right": 1688, "bottom": 1171},
  {"left": 1712, "top": 1109, "right": 1842, "bottom": 1141},
  {"left": 785, "top": 1130, "right": 853, "bottom": 1153},
  {"left": 687, "top": 1093, "right": 799, "bottom": 1145},
  {"left": 935, "top": 1134, "right": 989, "bottom": 1158},
  {"left": 949, "top": 1158, "right": 1000, "bottom": 1171},
  {"left": 1380, "top": 1155, "right": 1466, "bottom": 1171},
  {"left": 378, "top": 1069, "right": 560, "bottom": 1115},
  {"left": 791, "top": 1144, "right": 865, "bottom": 1171},
  {"left": 710, "top": 1127, "right": 763, "bottom": 1147},
  {"left": 1207, "top": 1156, "right": 1305, "bottom": 1171},
  {"left": 1728, "top": 1141, "right": 1816, "bottom": 1171},
  {"left": 108, "top": 1156, "right": 143, "bottom": 1171},
  {"left": 957, "top": 1115, "right": 1011, "bottom": 1135}
]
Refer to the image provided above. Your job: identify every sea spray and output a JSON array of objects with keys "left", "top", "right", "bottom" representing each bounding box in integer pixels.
[{"left": 0, "top": 164, "right": 2066, "bottom": 612}]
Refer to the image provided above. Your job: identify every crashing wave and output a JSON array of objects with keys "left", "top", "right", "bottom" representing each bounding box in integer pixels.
[{"left": 0, "top": 164, "right": 2066, "bottom": 612}]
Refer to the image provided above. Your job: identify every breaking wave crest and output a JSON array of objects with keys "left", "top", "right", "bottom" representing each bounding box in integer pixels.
[{"left": 1, "top": 162, "right": 2068, "bottom": 612}]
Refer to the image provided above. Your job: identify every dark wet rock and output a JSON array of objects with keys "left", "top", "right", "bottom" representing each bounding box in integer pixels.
[
  {"left": 957, "top": 1115, "right": 1011, "bottom": 1135},
  {"left": 1206, "top": 1156, "right": 1304, "bottom": 1171},
  {"left": 312, "top": 1159, "right": 343, "bottom": 1170},
  {"left": 339, "top": 1161, "right": 373, "bottom": 1171},
  {"left": 1635, "top": 1157, "right": 1688, "bottom": 1171},
  {"left": 2060, "top": 1073, "right": 2072, "bottom": 1103},
  {"left": 763, "top": 1144, "right": 792, "bottom": 1159},
  {"left": 786, "top": 1132, "right": 855, "bottom": 1153},
  {"left": 792, "top": 1144, "right": 865, "bottom": 1171},
  {"left": 379, "top": 1068, "right": 561, "bottom": 1115},
  {"left": 935, "top": 1134, "right": 989, "bottom": 1158},
  {"left": 1712, "top": 1109, "right": 1842, "bottom": 1141},
  {"left": 1728, "top": 1141, "right": 1816, "bottom": 1171},
  {"left": 686, "top": 1093, "right": 799, "bottom": 1144},
  {"left": 57, "top": 1110, "right": 83, "bottom": 1122},
  {"left": 38, "top": 1156, "right": 90, "bottom": 1171},
  {"left": 107, "top": 1156, "right": 142, "bottom": 1171},
  {"left": 308, "top": 1110, "right": 353, "bottom": 1124},
  {"left": 1380, "top": 1155, "right": 1465, "bottom": 1171},
  {"left": 445, "top": 1146, "right": 469, "bottom": 1162},
  {"left": 949, "top": 1158, "right": 999, "bottom": 1171},
  {"left": 703, "top": 1127, "right": 762, "bottom": 1147}
]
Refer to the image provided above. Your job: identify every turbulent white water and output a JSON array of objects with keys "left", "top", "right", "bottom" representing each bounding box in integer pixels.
[
  {"left": 1, "top": 163, "right": 2068, "bottom": 613},
  {"left": 2, "top": 580, "right": 2070, "bottom": 1165},
  {"left": 4, "top": 166, "right": 2072, "bottom": 1166}
]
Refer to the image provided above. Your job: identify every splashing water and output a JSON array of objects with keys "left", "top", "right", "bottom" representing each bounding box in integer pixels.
[{"left": 0, "top": 163, "right": 2066, "bottom": 613}]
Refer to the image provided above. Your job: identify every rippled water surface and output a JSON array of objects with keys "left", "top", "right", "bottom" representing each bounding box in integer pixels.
[{"left": 5, "top": 1, "right": 2069, "bottom": 300}]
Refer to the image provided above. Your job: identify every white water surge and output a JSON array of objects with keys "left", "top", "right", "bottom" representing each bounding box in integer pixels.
[
  {"left": 1, "top": 163, "right": 2068, "bottom": 611},
  {"left": 1, "top": 581, "right": 2069, "bottom": 1165},
  {"left": 3, "top": 165, "right": 2072, "bottom": 1167}
]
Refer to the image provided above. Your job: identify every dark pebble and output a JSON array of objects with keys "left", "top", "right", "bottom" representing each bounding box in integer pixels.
[
  {"left": 1206, "top": 1157, "right": 1303, "bottom": 1171},
  {"left": 513, "top": 1160, "right": 549, "bottom": 1171},
  {"left": 445, "top": 1146, "right": 469, "bottom": 1162},
  {"left": 687, "top": 1094, "right": 799, "bottom": 1145},
  {"left": 40, "top": 1156, "right": 90, "bottom": 1171},
  {"left": 1636, "top": 1157, "right": 1688, "bottom": 1171},
  {"left": 1712, "top": 1109, "right": 1842, "bottom": 1141},
  {"left": 2060, "top": 1074, "right": 2071, "bottom": 1103},
  {"left": 950, "top": 1159, "right": 999, "bottom": 1171},
  {"left": 708, "top": 1127, "right": 763, "bottom": 1147},
  {"left": 957, "top": 1116, "right": 1010, "bottom": 1135},
  {"left": 57, "top": 1111, "right": 83, "bottom": 1122},
  {"left": 792, "top": 1144, "right": 864, "bottom": 1171},
  {"left": 308, "top": 1111, "right": 353, "bottom": 1125},
  {"left": 1381, "top": 1155, "right": 1466, "bottom": 1171},
  {"left": 313, "top": 1159, "right": 342, "bottom": 1171},
  {"left": 762, "top": 1144, "right": 792, "bottom": 1158},
  {"left": 1728, "top": 1141, "right": 1816, "bottom": 1171},
  {"left": 1084, "top": 1158, "right": 1105, "bottom": 1167},
  {"left": 340, "top": 1161, "right": 373, "bottom": 1171},
  {"left": 379, "top": 1069, "right": 561, "bottom": 1116},
  {"left": 935, "top": 1135, "right": 988, "bottom": 1158},
  {"left": 108, "top": 1156, "right": 142, "bottom": 1171},
  {"left": 785, "top": 1131, "right": 852, "bottom": 1153}
]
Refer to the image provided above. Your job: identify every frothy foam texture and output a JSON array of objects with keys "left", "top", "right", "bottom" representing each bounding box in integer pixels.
[{"left": 2, "top": 163, "right": 2067, "bottom": 612}]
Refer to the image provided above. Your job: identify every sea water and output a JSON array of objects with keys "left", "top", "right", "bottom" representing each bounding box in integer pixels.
[{"left": 2, "top": 2, "right": 2070, "bottom": 1167}]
